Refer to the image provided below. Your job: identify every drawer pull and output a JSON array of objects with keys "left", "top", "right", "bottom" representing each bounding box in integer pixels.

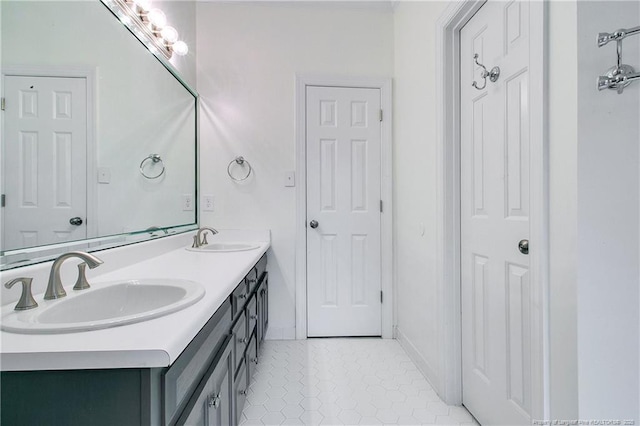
[
  {"left": 208, "top": 393, "right": 221, "bottom": 409},
  {"left": 238, "top": 337, "right": 248, "bottom": 344},
  {"left": 239, "top": 389, "right": 247, "bottom": 396}
]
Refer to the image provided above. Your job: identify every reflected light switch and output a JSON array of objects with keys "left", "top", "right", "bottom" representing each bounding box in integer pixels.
[{"left": 98, "top": 167, "right": 111, "bottom": 184}]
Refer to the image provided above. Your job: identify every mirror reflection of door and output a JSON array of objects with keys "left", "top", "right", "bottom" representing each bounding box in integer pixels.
[{"left": 3, "top": 74, "right": 87, "bottom": 251}]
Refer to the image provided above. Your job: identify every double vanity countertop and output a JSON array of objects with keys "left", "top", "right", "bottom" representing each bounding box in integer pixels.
[{"left": 0, "top": 230, "right": 270, "bottom": 372}]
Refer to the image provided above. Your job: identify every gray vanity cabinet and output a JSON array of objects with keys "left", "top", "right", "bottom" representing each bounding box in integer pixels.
[{"left": 0, "top": 253, "right": 269, "bottom": 426}]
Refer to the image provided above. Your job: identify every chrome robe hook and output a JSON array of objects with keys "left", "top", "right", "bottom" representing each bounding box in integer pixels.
[{"left": 472, "top": 54, "right": 500, "bottom": 90}]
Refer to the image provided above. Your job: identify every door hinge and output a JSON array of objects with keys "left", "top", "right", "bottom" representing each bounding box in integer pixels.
[
  {"left": 380, "top": 291, "right": 383, "bottom": 303},
  {"left": 380, "top": 200, "right": 383, "bottom": 213},
  {"left": 1, "top": 194, "right": 4, "bottom": 207},
  {"left": 379, "top": 109, "right": 383, "bottom": 122},
  {"left": 1, "top": 98, "right": 5, "bottom": 111}
]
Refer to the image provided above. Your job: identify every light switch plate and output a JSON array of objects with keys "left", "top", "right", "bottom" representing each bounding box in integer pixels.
[
  {"left": 284, "top": 171, "right": 295, "bottom": 187},
  {"left": 98, "top": 167, "right": 111, "bottom": 184}
]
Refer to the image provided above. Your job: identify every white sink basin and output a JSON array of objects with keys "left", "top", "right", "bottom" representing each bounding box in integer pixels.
[
  {"left": 1, "top": 279, "right": 205, "bottom": 334},
  {"left": 186, "top": 242, "right": 260, "bottom": 253}
]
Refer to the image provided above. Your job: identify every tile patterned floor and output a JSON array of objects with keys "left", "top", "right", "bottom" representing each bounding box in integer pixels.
[{"left": 240, "top": 338, "right": 477, "bottom": 425}]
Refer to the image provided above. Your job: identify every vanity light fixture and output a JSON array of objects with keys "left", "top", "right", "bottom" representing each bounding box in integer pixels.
[
  {"left": 133, "top": 0, "right": 151, "bottom": 11},
  {"left": 103, "top": 0, "right": 189, "bottom": 60}
]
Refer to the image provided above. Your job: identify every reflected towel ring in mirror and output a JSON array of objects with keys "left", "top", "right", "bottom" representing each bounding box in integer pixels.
[
  {"left": 139, "top": 154, "right": 165, "bottom": 179},
  {"left": 472, "top": 53, "right": 500, "bottom": 90},
  {"left": 227, "top": 156, "right": 252, "bottom": 182}
]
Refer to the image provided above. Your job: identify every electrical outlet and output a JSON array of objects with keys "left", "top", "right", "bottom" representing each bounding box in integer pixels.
[
  {"left": 203, "top": 195, "right": 214, "bottom": 212},
  {"left": 182, "top": 194, "right": 194, "bottom": 211}
]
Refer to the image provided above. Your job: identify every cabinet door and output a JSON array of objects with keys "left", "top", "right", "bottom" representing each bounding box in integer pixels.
[
  {"left": 247, "top": 294, "right": 257, "bottom": 337},
  {"left": 256, "top": 282, "right": 265, "bottom": 346},
  {"left": 178, "top": 336, "right": 233, "bottom": 426},
  {"left": 262, "top": 273, "right": 269, "bottom": 339},
  {"left": 246, "top": 331, "right": 258, "bottom": 382},
  {"left": 233, "top": 359, "right": 248, "bottom": 426}
]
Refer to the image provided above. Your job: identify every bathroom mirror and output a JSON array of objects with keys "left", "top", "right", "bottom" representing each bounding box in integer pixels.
[{"left": 0, "top": 1, "right": 197, "bottom": 269}]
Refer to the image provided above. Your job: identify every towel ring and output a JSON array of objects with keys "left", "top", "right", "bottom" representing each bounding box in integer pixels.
[
  {"left": 139, "top": 154, "right": 165, "bottom": 179},
  {"left": 227, "top": 156, "right": 252, "bottom": 181}
]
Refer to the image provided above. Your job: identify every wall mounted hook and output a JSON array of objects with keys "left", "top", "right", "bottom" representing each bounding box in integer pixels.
[{"left": 472, "top": 53, "right": 500, "bottom": 90}]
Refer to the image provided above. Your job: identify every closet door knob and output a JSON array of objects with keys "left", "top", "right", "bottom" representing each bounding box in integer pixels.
[
  {"left": 69, "top": 217, "right": 83, "bottom": 226},
  {"left": 309, "top": 220, "right": 318, "bottom": 229},
  {"left": 518, "top": 239, "right": 529, "bottom": 255}
]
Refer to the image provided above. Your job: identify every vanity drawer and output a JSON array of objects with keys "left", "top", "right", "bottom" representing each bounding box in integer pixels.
[
  {"left": 246, "top": 268, "right": 258, "bottom": 293},
  {"left": 234, "top": 359, "right": 248, "bottom": 426},
  {"left": 247, "top": 294, "right": 257, "bottom": 336},
  {"left": 232, "top": 312, "right": 247, "bottom": 374},
  {"left": 231, "top": 281, "right": 248, "bottom": 319},
  {"left": 163, "top": 300, "right": 231, "bottom": 426}
]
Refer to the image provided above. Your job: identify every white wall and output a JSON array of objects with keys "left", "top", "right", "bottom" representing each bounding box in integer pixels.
[
  {"left": 391, "top": 0, "right": 448, "bottom": 393},
  {"left": 576, "top": 1, "right": 640, "bottom": 420},
  {"left": 196, "top": 1, "right": 394, "bottom": 339}
]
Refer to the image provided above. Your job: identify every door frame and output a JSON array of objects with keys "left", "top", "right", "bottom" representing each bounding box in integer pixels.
[
  {"left": 1, "top": 66, "right": 97, "bottom": 245},
  {"left": 294, "top": 75, "right": 393, "bottom": 340},
  {"left": 435, "top": 0, "right": 550, "bottom": 419}
]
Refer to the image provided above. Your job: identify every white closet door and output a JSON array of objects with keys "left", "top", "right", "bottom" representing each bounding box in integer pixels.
[
  {"left": 461, "top": 1, "right": 532, "bottom": 424},
  {"left": 306, "top": 86, "right": 382, "bottom": 337},
  {"left": 3, "top": 75, "right": 87, "bottom": 251}
]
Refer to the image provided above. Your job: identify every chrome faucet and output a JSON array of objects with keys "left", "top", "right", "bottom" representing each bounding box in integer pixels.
[
  {"left": 45, "top": 251, "right": 104, "bottom": 300},
  {"left": 192, "top": 227, "right": 218, "bottom": 248}
]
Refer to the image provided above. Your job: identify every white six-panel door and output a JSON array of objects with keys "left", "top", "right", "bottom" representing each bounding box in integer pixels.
[
  {"left": 460, "top": 1, "right": 532, "bottom": 424},
  {"left": 306, "top": 86, "right": 382, "bottom": 337},
  {"left": 3, "top": 75, "right": 87, "bottom": 251}
]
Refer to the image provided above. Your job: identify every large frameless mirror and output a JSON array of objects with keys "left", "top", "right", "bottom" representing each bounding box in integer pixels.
[{"left": 1, "top": 0, "right": 198, "bottom": 270}]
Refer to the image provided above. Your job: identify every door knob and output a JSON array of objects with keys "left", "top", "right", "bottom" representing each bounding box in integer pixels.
[
  {"left": 69, "top": 217, "right": 83, "bottom": 226},
  {"left": 309, "top": 220, "right": 319, "bottom": 229},
  {"left": 518, "top": 239, "right": 529, "bottom": 255}
]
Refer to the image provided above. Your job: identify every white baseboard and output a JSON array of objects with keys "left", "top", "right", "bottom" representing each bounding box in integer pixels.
[
  {"left": 265, "top": 326, "right": 296, "bottom": 340},
  {"left": 395, "top": 326, "right": 443, "bottom": 398}
]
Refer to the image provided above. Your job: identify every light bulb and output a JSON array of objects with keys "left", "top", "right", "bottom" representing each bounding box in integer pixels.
[
  {"left": 172, "top": 40, "right": 188, "bottom": 56},
  {"left": 133, "top": 0, "right": 152, "bottom": 11},
  {"left": 161, "top": 26, "right": 179, "bottom": 43},
  {"left": 148, "top": 8, "right": 166, "bottom": 28}
]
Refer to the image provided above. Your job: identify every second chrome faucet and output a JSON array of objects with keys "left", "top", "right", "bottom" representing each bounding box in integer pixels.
[{"left": 192, "top": 227, "right": 218, "bottom": 249}]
